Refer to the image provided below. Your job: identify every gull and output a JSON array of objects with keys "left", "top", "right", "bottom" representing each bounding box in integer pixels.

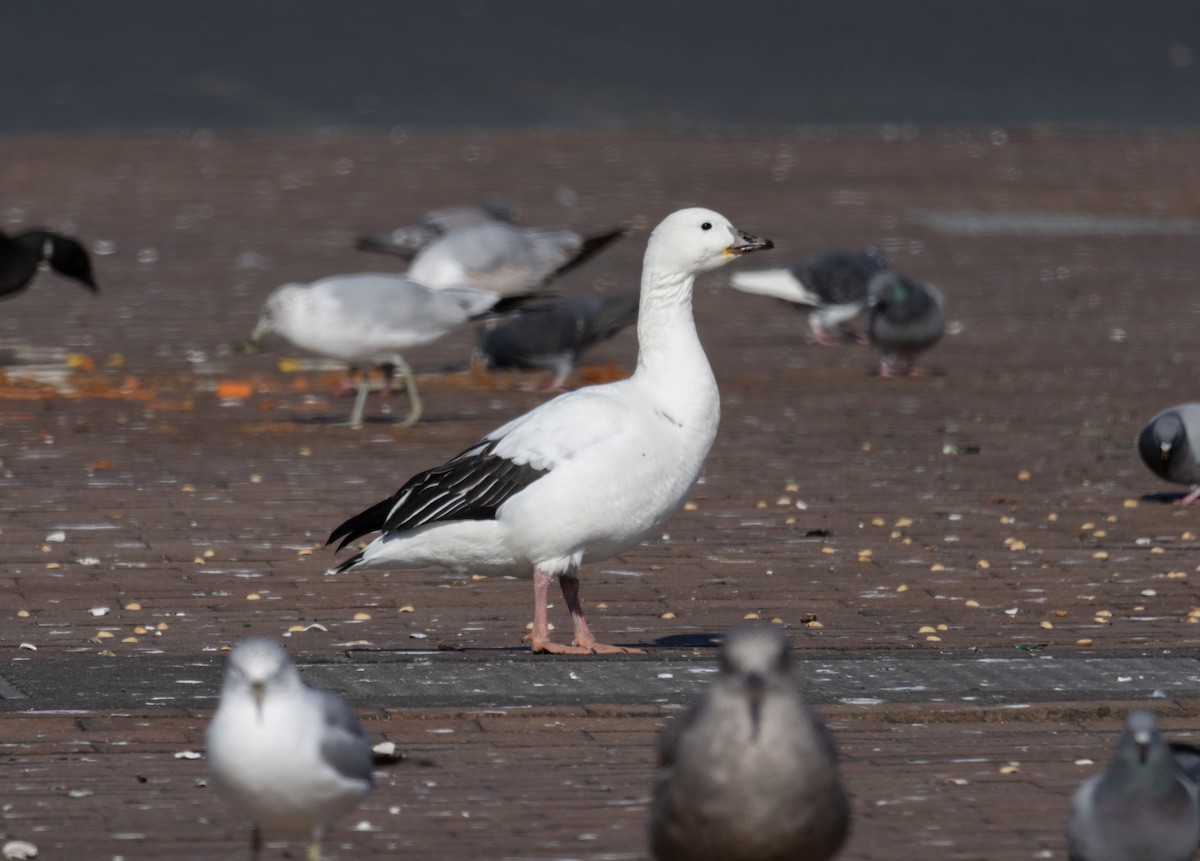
[
  {"left": 247, "top": 273, "right": 514, "bottom": 428},
  {"left": 206, "top": 638, "right": 374, "bottom": 861},
  {"left": 649, "top": 622, "right": 850, "bottom": 861},
  {"left": 866, "top": 271, "right": 945, "bottom": 377},
  {"left": 730, "top": 250, "right": 886, "bottom": 344},
  {"left": 1067, "top": 709, "right": 1200, "bottom": 861},
  {"left": 478, "top": 293, "right": 640, "bottom": 391},
  {"left": 355, "top": 197, "right": 519, "bottom": 258},
  {"left": 0, "top": 228, "right": 98, "bottom": 300},
  {"left": 1138, "top": 403, "right": 1200, "bottom": 505},
  {"left": 327, "top": 208, "right": 772, "bottom": 654},
  {"left": 403, "top": 220, "right": 628, "bottom": 297}
]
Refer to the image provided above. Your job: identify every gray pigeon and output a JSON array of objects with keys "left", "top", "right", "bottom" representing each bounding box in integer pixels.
[
  {"left": 479, "top": 293, "right": 640, "bottom": 391},
  {"left": 730, "top": 250, "right": 887, "bottom": 345},
  {"left": 866, "top": 271, "right": 945, "bottom": 376},
  {"left": 649, "top": 622, "right": 850, "bottom": 861},
  {"left": 1066, "top": 709, "right": 1200, "bottom": 861},
  {"left": 355, "top": 197, "right": 519, "bottom": 258},
  {"left": 1137, "top": 403, "right": 1200, "bottom": 505}
]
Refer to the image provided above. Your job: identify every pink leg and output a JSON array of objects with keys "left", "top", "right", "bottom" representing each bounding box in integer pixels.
[
  {"left": 809, "top": 329, "right": 837, "bottom": 347},
  {"left": 559, "top": 575, "right": 643, "bottom": 654},
  {"left": 879, "top": 359, "right": 895, "bottom": 377},
  {"left": 332, "top": 368, "right": 359, "bottom": 397},
  {"left": 524, "top": 568, "right": 592, "bottom": 654},
  {"left": 1175, "top": 486, "right": 1200, "bottom": 506}
]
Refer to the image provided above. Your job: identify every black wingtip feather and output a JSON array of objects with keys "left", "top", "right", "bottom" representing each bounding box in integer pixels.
[
  {"left": 327, "top": 496, "right": 396, "bottom": 551},
  {"left": 331, "top": 550, "right": 365, "bottom": 573}
]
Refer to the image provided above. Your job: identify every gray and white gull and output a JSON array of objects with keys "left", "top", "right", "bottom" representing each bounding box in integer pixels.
[
  {"left": 355, "top": 197, "right": 519, "bottom": 258},
  {"left": 730, "top": 250, "right": 886, "bottom": 344},
  {"left": 327, "top": 208, "right": 772, "bottom": 654},
  {"left": 206, "top": 638, "right": 374, "bottom": 861},
  {"left": 649, "top": 622, "right": 850, "bottom": 861},
  {"left": 248, "top": 273, "right": 513, "bottom": 428}
]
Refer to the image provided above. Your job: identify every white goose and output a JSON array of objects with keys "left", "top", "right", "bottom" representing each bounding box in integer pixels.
[{"left": 328, "top": 208, "right": 773, "bottom": 654}]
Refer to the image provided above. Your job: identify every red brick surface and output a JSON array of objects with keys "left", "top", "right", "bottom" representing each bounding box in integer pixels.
[{"left": 2, "top": 128, "right": 1200, "bottom": 857}]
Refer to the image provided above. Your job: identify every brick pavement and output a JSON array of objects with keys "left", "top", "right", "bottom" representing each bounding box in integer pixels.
[{"left": 2, "top": 128, "right": 1200, "bottom": 857}]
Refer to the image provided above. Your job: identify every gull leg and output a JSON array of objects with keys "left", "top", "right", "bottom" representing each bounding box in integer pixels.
[
  {"left": 560, "top": 574, "right": 643, "bottom": 655},
  {"left": 347, "top": 375, "right": 370, "bottom": 429},
  {"left": 392, "top": 359, "right": 421, "bottom": 428},
  {"left": 524, "top": 568, "right": 591, "bottom": 654},
  {"left": 307, "top": 830, "right": 323, "bottom": 861}
]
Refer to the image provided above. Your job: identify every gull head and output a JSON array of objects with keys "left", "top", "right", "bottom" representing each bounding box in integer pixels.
[
  {"left": 718, "top": 622, "right": 792, "bottom": 739},
  {"left": 647, "top": 208, "right": 773, "bottom": 277},
  {"left": 222, "top": 637, "right": 300, "bottom": 722}
]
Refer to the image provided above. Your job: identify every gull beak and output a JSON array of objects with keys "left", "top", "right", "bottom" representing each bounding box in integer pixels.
[
  {"left": 726, "top": 230, "right": 774, "bottom": 257},
  {"left": 251, "top": 680, "right": 265, "bottom": 723},
  {"left": 745, "top": 671, "right": 765, "bottom": 740}
]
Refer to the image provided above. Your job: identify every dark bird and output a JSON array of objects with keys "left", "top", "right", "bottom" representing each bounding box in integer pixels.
[
  {"left": 0, "top": 229, "right": 98, "bottom": 300},
  {"left": 731, "top": 250, "right": 887, "bottom": 344},
  {"left": 1138, "top": 404, "right": 1200, "bottom": 505},
  {"left": 866, "top": 271, "right": 945, "bottom": 376},
  {"left": 649, "top": 622, "right": 850, "bottom": 861},
  {"left": 480, "top": 293, "right": 640, "bottom": 391},
  {"left": 1066, "top": 709, "right": 1200, "bottom": 861}
]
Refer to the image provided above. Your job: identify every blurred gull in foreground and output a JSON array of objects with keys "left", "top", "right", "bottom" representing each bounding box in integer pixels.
[
  {"left": 0, "top": 228, "right": 98, "bottom": 300},
  {"left": 649, "top": 622, "right": 850, "bottom": 861},
  {"left": 327, "top": 208, "right": 771, "bottom": 654},
  {"left": 355, "top": 197, "right": 519, "bottom": 258},
  {"left": 1138, "top": 403, "right": 1200, "bottom": 505},
  {"left": 206, "top": 638, "right": 373, "bottom": 861},
  {"left": 1066, "top": 709, "right": 1199, "bottom": 861},
  {"left": 248, "top": 273, "right": 515, "bottom": 428},
  {"left": 730, "top": 250, "right": 886, "bottom": 345},
  {"left": 866, "top": 271, "right": 945, "bottom": 377},
  {"left": 479, "top": 293, "right": 640, "bottom": 391}
]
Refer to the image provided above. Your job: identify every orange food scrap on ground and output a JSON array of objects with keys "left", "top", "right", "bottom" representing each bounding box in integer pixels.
[
  {"left": 290, "top": 377, "right": 310, "bottom": 392},
  {"left": 66, "top": 353, "right": 96, "bottom": 372},
  {"left": 89, "top": 459, "right": 113, "bottom": 471},
  {"left": 217, "top": 380, "right": 255, "bottom": 400}
]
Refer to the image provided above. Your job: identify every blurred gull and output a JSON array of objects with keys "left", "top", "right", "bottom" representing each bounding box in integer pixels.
[
  {"left": 730, "top": 250, "right": 886, "bottom": 344},
  {"left": 0, "top": 228, "right": 98, "bottom": 300},
  {"left": 479, "top": 293, "right": 640, "bottom": 391},
  {"left": 327, "top": 208, "right": 772, "bottom": 654},
  {"left": 400, "top": 220, "right": 629, "bottom": 297},
  {"left": 1137, "top": 403, "right": 1200, "bottom": 505},
  {"left": 866, "top": 271, "right": 945, "bottom": 377},
  {"left": 1066, "top": 709, "right": 1199, "bottom": 861},
  {"left": 248, "top": 273, "right": 514, "bottom": 428},
  {"left": 355, "top": 197, "right": 519, "bottom": 258},
  {"left": 206, "top": 638, "right": 373, "bottom": 861},
  {"left": 649, "top": 622, "right": 850, "bottom": 861}
]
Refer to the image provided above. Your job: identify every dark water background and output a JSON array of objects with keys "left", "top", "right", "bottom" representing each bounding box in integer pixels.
[{"left": 4, "top": 0, "right": 1198, "bottom": 134}]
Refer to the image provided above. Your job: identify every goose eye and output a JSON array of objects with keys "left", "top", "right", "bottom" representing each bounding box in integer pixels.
[{"left": 701, "top": 222, "right": 712, "bottom": 231}]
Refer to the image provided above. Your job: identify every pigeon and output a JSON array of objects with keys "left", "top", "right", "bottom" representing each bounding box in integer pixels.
[
  {"left": 1137, "top": 403, "right": 1200, "bottom": 505},
  {"left": 247, "top": 273, "right": 516, "bottom": 428},
  {"left": 327, "top": 208, "right": 772, "bottom": 654},
  {"left": 355, "top": 197, "right": 520, "bottom": 258},
  {"left": 404, "top": 220, "right": 628, "bottom": 297},
  {"left": 0, "top": 228, "right": 98, "bottom": 300},
  {"left": 206, "top": 638, "right": 374, "bottom": 861},
  {"left": 730, "top": 250, "right": 887, "bottom": 344},
  {"left": 866, "top": 271, "right": 945, "bottom": 376},
  {"left": 1066, "top": 709, "right": 1200, "bottom": 861},
  {"left": 649, "top": 622, "right": 850, "bottom": 861},
  {"left": 479, "top": 293, "right": 640, "bottom": 391}
]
